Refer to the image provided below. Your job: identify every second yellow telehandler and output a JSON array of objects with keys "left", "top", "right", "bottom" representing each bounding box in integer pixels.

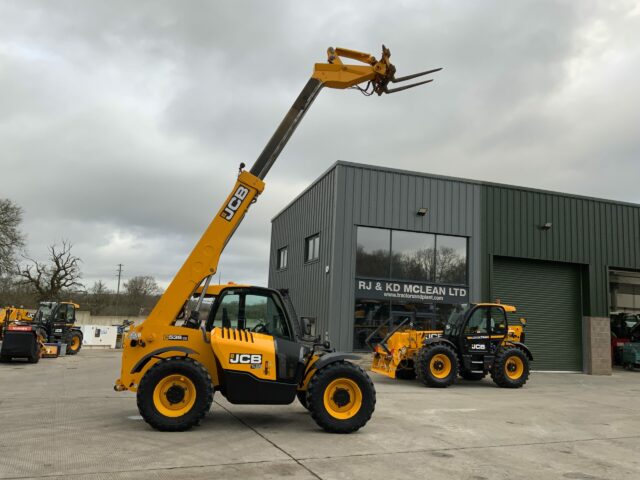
[{"left": 370, "top": 303, "right": 533, "bottom": 388}]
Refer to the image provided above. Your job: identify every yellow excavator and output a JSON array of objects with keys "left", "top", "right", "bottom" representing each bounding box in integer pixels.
[{"left": 115, "top": 46, "right": 440, "bottom": 433}]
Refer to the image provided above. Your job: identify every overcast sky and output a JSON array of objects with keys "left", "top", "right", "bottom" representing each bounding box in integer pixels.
[{"left": 1, "top": 1, "right": 639, "bottom": 291}]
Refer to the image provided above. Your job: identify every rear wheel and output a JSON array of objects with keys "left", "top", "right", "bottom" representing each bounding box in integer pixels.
[
  {"left": 28, "top": 349, "right": 40, "bottom": 363},
  {"left": 307, "top": 361, "right": 375, "bottom": 433},
  {"left": 66, "top": 331, "right": 82, "bottom": 355},
  {"left": 491, "top": 347, "right": 530, "bottom": 388},
  {"left": 416, "top": 344, "right": 458, "bottom": 388},
  {"left": 137, "top": 357, "right": 213, "bottom": 431}
]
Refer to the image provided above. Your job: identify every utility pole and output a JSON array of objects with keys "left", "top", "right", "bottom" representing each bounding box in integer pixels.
[{"left": 115, "top": 264, "right": 123, "bottom": 318}]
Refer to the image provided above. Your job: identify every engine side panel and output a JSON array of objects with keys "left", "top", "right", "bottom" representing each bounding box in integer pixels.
[{"left": 211, "top": 327, "right": 277, "bottom": 381}]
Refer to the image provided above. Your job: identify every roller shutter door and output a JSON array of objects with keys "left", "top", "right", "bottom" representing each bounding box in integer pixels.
[{"left": 493, "top": 257, "right": 582, "bottom": 371}]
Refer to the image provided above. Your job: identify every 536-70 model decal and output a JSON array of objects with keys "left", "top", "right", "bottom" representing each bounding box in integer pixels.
[
  {"left": 164, "top": 334, "right": 188, "bottom": 341},
  {"left": 229, "top": 353, "right": 262, "bottom": 365}
]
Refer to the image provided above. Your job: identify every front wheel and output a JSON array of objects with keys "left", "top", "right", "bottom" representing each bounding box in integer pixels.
[
  {"left": 66, "top": 331, "right": 82, "bottom": 355},
  {"left": 137, "top": 357, "right": 213, "bottom": 431},
  {"left": 307, "top": 361, "right": 376, "bottom": 433},
  {"left": 491, "top": 348, "right": 530, "bottom": 388},
  {"left": 416, "top": 344, "right": 458, "bottom": 387}
]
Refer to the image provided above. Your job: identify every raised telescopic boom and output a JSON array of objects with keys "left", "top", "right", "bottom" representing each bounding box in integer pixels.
[{"left": 136, "top": 46, "right": 441, "bottom": 333}]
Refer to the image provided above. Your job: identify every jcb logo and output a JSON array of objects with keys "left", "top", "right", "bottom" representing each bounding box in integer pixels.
[
  {"left": 221, "top": 186, "right": 250, "bottom": 221},
  {"left": 471, "top": 344, "right": 486, "bottom": 350},
  {"left": 229, "top": 353, "right": 262, "bottom": 365},
  {"left": 427, "top": 333, "right": 442, "bottom": 339}
]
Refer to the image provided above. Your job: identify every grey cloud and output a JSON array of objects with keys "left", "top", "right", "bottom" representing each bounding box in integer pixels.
[{"left": 1, "top": 1, "right": 639, "bottom": 291}]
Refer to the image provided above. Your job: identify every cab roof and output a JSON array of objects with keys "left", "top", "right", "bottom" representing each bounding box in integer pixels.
[
  {"left": 476, "top": 303, "right": 517, "bottom": 313},
  {"left": 60, "top": 301, "right": 80, "bottom": 309},
  {"left": 194, "top": 282, "right": 248, "bottom": 297}
]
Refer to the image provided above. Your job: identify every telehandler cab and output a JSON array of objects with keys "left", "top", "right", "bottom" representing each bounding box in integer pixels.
[
  {"left": 370, "top": 303, "right": 533, "bottom": 388},
  {"left": 115, "top": 46, "right": 441, "bottom": 433}
]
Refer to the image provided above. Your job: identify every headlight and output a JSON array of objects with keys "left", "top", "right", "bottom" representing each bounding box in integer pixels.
[{"left": 129, "top": 331, "right": 140, "bottom": 341}]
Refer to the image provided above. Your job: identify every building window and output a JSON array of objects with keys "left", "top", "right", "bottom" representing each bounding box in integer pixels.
[
  {"left": 391, "top": 230, "right": 436, "bottom": 282},
  {"left": 356, "top": 226, "right": 390, "bottom": 277},
  {"left": 305, "top": 234, "right": 320, "bottom": 263},
  {"left": 277, "top": 246, "right": 288, "bottom": 270},
  {"left": 355, "top": 226, "right": 468, "bottom": 285},
  {"left": 435, "top": 235, "right": 467, "bottom": 284}
]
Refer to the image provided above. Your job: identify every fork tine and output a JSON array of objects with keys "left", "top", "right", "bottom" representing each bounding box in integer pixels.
[
  {"left": 384, "top": 79, "right": 434, "bottom": 94},
  {"left": 392, "top": 67, "right": 443, "bottom": 83}
]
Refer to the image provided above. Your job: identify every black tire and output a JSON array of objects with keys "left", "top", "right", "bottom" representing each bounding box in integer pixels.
[
  {"left": 307, "top": 361, "right": 376, "bottom": 434},
  {"left": 28, "top": 350, "right": 40, "bottom": 364},
  {"left": 66, "top": 331, "right": 82, "bottom": 355},
  {"left": 459, "top": 369, "right": 486, "bottom": 381},
  {"left": 297, "top": 390, "right": 309, "bottom": 410},
  {"left": 491, "top": 347, "right": 530, "bottom": 388},
  {"left": 137, "top": 357, "right": 213, "bottom": 431},
  {"left": 416, "top": 344, "right": 458, "bottom": 388}
]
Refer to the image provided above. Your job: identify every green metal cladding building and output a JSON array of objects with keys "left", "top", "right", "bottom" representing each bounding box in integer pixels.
[{"left": 269, "top": 161, "right": 640, "bottom": 374}]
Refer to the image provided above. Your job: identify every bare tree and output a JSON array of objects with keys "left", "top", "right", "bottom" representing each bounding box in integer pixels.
[
  {"left": 17, "top": 240, "right": 83, "bottom": 301},
  {"left": 87, "top": 280, "right": 112, "bottom": 315},
  {"left": 123, "top": 275, "right": 161, "bottom": 315},
  {"left": 0, "top": 199, "right": 25, "bottom": 276}
]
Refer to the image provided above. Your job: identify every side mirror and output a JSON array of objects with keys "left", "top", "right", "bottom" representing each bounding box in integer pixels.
[
  {"left": 301, "top": 317, "right": 312, "bottom": 336},
  {"left": 519, "top": 317, "right": 527, "bottom": 326}
]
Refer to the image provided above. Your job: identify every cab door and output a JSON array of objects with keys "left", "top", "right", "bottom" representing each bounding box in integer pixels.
[
  {"left": 208, "top": 288, "right": 306, "bottom": 404},
  {"left": 461, "top": 306, "right": 491, "bottom": 356},
  {"left": 488, "top": 306, "right": 508, "bottom": 354}
]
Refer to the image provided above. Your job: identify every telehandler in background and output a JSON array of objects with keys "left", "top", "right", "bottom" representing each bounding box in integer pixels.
[
  {"left": 31, "top": 301, "right": 83, "bottom": 355},
  {"left": 370, "top": 303, "right": 533, "bottom": 388},
  {"left": 0, "top": 306, "right": 41, "bottom": 363},
  {"left": 0, "top": 306, "right": 32, "bottom": 338},
  {"left": 115, "top": 45, "right": 441, "bottom": 433},
  {"left": 1, "top": 302, "right": 83, "bottom": 361}
]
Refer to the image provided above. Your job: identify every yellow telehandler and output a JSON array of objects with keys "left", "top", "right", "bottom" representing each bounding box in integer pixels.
[
  {"left": 115, "top": 46, "right": 441, "bottom": 433},
  {"left": 370, "top": 303, "right": 533, "bottom": 388}
]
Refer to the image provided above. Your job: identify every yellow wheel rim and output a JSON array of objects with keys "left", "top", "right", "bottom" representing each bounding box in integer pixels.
[
  {"left": 323, "top": 378, "right": 362, "bottom": 420},
  {"left": 70, "top": 335, "right": 80, "bottom": 350},
  {"left": 505, "top": 356, "right": 524, "bottom": 380},
  {"left": 152, "top": 374, "right": 196, "bottom": 417},
  {"left": 430, "top": 354, "right": 452, "bottom": 379}
]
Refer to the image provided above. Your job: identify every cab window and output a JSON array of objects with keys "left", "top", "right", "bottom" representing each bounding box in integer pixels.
[
  {"left": 489, "top": 307, "right": 507, "bottom": 335},
  {"left": 212, "top": 293, "right": 240, "bottom": 329},
  {"left": 245, "top": 294, "right": 291, "bottom": 339},
  {"left": 56, "top": 304, "right": 71, "bottom": 321},
  {"left": 464, "top": 307, "right": 488, "bottom": 334},
  {"left": 210, "top": 290, "right": 292, "bottom": 340}
]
